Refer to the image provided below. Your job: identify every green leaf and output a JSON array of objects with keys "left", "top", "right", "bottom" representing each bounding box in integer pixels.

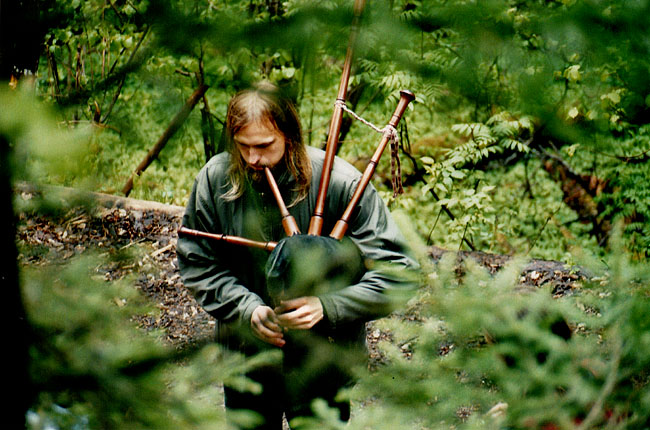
[
  {"left": 601, "top": 90, "right": 622, "bottom": 105},
  {"left": 563, "top": 65, "right": 582, "bottom": 82},
  {"left": 420, "top": 156, "right": 435, "bottom": 165},
  {"left": 450, "top": 170, "right": 465, "bottom": 179},
  {"left": 281, "top": 67, "right": 296, "bottom": 79}
]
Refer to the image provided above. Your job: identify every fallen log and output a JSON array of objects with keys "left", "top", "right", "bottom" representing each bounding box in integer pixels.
[
  {"left": 429, "top": 246, "right": 585, "bottom": 297},
  {"left": 16, "top": 182, "right": 185, "bottom": 217}
]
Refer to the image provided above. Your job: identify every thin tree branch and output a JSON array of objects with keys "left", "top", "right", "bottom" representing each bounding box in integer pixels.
[
  {"left": 122, "top": 84, "right": 209, "bottom": 196},
  {"left": 100, "top": 27, "right": 150, "bottom": 123}
]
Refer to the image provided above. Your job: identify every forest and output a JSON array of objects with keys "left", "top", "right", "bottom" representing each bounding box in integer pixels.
[{"left": 2, "top": 0, "right": 650, "bottom": 429}]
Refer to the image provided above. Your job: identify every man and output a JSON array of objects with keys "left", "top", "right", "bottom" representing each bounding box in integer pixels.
[{"left": 176, "top": 82, "right": 417, "bottom": 429}]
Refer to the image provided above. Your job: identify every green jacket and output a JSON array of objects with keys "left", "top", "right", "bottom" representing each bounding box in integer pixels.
[{"left": 176, "top": 146, "right": 417, "bottom": 346}]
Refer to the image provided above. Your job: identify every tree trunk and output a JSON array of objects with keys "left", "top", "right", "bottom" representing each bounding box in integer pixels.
[
  {"left": 0, "top": 0, "right": 44, "bottom": 80},
  {"left": 2, "top": 137, "right": 33, "bottom": 428},
  {"left": 200, "top": 95, "right": 218, "bottom": 162},
  {"left": 1, "top": 1, "right": 45, "bottom": 425}
]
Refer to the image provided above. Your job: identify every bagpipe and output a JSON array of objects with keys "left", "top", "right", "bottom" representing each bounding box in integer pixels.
[{"left": 178, "top": 0, "right": 415, "bottom": 306}]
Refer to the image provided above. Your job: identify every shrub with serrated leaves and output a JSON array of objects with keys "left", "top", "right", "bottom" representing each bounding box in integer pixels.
[{"left": 591, "top": 126, "right": 650, "bottom": 258}]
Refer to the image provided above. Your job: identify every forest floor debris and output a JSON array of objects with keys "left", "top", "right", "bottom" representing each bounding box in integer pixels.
[{"left": 16, "top": 195, "right": 586, "bottom": 369}]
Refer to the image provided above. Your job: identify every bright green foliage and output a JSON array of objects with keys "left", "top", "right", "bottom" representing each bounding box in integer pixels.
[
  {"left": 313, "top": 229, "right": 650, "bottom": 430},
  {"left": 8, "top": 0, "right": 650, "bottom": 428},
  {"left": 588, "top": 126, "right": 650, "bottom": 258},
  {"left": 22, "top": 251, "right": 285, "bottom": 430},
  {"left": 28, "top": 0, "right": 650, "bottom": 258},
  {"left": 3, "top": 89, "right": 276, "bottom": 430},
  {"left": 367, "top": 0, "right": 650, "bottom": 259},
  {"left": 23, "top": 255, "right": 213, "bottom": 430}
]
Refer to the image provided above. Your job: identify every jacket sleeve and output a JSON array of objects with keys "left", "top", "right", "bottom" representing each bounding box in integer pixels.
[
  {"left": 318, "top": 183, "right": 419, "bottom": 329},
  {"left": 176, "top": 168, "right": 266, "bottom": 326}
]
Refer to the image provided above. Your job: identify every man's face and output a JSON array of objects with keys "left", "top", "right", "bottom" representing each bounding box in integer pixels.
[{"left": 234, "top": 119, "right": 286, "bottom": 171}]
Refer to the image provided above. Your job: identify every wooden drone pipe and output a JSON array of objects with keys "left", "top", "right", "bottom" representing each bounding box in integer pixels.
[
  {"left": 177, "top": 226, "right": 277, "bottom": 251},
  {"left": 330, "top": 90, "right": 415, "bottom": 240},
  {"left": 308, "top": 0, "right": 366, "bottom": 236},
  {"left": 265, "top": 167, "right": 301, "bottom": 236}
]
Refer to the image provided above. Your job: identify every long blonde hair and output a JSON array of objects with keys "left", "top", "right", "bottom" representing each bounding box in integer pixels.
[{"left": 223, "top": 82, "right": 311, "bottom": 206}]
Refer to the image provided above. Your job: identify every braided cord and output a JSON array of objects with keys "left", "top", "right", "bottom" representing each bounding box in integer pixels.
[{"left": 335, "top": 100, "right": 404, "bottom": 197}]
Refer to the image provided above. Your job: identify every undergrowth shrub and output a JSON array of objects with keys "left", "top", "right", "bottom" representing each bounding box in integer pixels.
[{"left": 292, "top": 227, "right": 650, "bottom": 430}]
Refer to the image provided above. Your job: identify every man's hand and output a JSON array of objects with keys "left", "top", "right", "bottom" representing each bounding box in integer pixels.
[
  {"left": 275, "top": 296, "right": 324, "bottom": 330},
  {"left": 250, "top": 305, "right": 286, "bottom": 347}
]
